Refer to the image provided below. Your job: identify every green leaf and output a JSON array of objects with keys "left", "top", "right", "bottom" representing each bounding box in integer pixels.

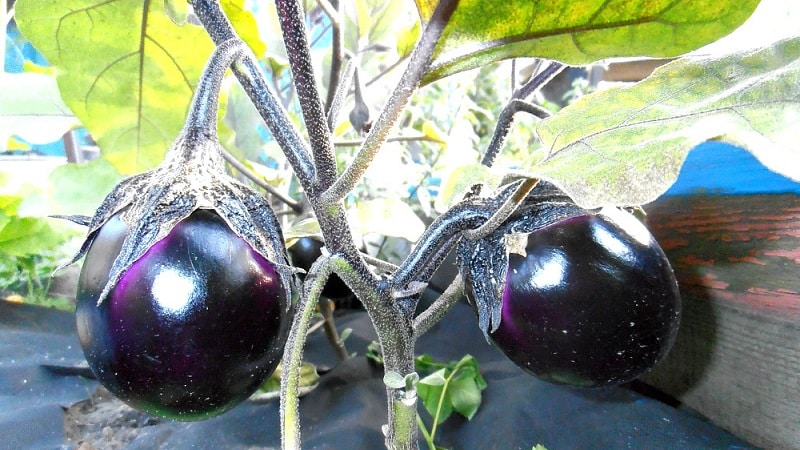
[
  {"left": 163, "top": 0, "right": 188, "bottom": 26},
  {"left": 15, "top": 0, "right": 264, "bottom": 175},
  {"left": 384, "top": 370, "right": 408, "bottom": 389},
  {"left": 419, "top": 369, "right": 448, "bottom": 386},
  {"left": 523, "top": 36, "right": 800, "bottom": 209},
  {"left": 48, "top": 157, "right": 123, "bottom": 216},
  {"left": 415, "top": 354, "right": 487, "bottom": 426},
  {"left": 0, "top": 73, "right": 80, "bottom": 145},
  {"left": 415, "top": 0, "right": 759, "bottom": 83},
  {"left": 0, "top": 195, "right": 23, "bottom": 216},
  {"left": 0, "top": 217, "right": 67, "bottom": 257},
  {"left": 448, "top": 375, "right": 481, "bottom": 420},
  {"left": 283, "top": 218, "right": 323, "bottom": 249},
  {"left": 417, "top": 369, "right": 453, "bottom": 424},
  {"left": 397, "top": 19, "right": 421, "bottom": 59}
]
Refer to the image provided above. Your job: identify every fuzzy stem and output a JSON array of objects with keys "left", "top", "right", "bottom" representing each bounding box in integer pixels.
[
  {"left": 190, "top": 0, "right": 315, "bottom": 190},
  {"left": 514, "top": 61, "right": 565, "bottom": 100},
  {"left": 184, "top": 39, "right": 245, "bottom": 135},
  {"left": 274, "top": 0, "right": 338, "bottom": 188},
  {"left": 463, "top": 178, "right": 539, "bottom": 240},
  {"left": 480, "top": 100, "right": 552, "bottom": 167},
  {"left": 281, "top": 256, "right": 338, "bottom": 450},
  {"left": 413, "top": 274, "right": 465, "bottom": 337},
  {"left": 391, "top": 181, "right": 522, "bottom": 290},
  {"left": 321, "top": 0, "right": 459, "bottom": 204},
  {"left": 327, "top": 55, "right": 356, "bottom": 130}
]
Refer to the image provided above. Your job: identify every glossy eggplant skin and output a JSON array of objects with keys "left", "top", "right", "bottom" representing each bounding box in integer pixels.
[
  {"left": 488, "top": 209, "right": 681, "bottom": 387},
  {"left": 76, "top": 210, "right": 290, "bottom": 420},
  {"left": 288, "top": 237, "right": 352, "bottom": 299}
]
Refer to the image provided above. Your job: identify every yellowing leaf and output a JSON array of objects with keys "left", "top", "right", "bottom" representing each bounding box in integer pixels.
[
  {"left": 15, "top": 0, "right": 264, "bottom": 175},
  {"left": 415, "top": 0, "right": 759, "bottom": 83},
  {"left": 526, "top": 37, "right": 800, "bottom": 209}
]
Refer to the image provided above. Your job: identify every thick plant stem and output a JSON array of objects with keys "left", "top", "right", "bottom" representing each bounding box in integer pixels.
[
  {"left": 274, "top": 0, "right": 338, "bottom": 188},
  {"left": 379, "top": 326, "right": 418, "bottom": 450}
]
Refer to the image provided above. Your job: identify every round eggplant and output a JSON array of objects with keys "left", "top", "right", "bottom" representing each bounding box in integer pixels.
[{"left": 76, "top": 209, "right": 291, "bottom": 420}]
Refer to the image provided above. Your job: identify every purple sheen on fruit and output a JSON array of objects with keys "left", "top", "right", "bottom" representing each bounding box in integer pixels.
[
  {"left": 76, "top": 209, "right": 290, "bottom": 420},
  {"left": 487, "top": 209, "right": 681, "bottom": 387}
]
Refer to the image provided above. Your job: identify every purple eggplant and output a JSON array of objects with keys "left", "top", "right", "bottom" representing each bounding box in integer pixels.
[{"left": 76, "top": 209, "right": 291, "bottom": 420}]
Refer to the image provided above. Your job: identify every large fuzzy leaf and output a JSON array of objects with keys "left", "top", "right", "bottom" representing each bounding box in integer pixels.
[
  {"left": 15, "top": 0, "right": 263, "bottom": 175},
  {"left": 524, "top": 36, "right": 800, "bottom": 209},
  {"left": 415, "top": 0, "right": 759, "bottom": 83}
]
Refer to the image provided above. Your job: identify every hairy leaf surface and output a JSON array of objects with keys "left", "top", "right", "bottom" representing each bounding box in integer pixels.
[
  {"left": 415, "top": 0, "right": 759, "bottom": 83},
  {"left": 527, "top": 37, "right": 800, "bottom": 208}
]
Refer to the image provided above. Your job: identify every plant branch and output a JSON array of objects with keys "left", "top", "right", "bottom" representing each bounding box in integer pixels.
[
  {"left": 480, "top": 99, "right": 552, "bottom": 167},
  {"left": 219, "top": 148, "right": 303, "bottom": 213},
  {"left": 463, "top": 178, "right": 539, "bottom": 240},
  {"left": 413, "top": 273, "right": 464, "bottom": 337},
  {"left": 280, "top": 265, "right": 326, "bottom": 450},
  {"left": 274, "top": 0, "right": 338, "bottom": 189},
  {"left": 318, "top": 297, "right": 350, "bottom": 361},
  {"left": 365, "top": 56, "right": 407, "bottom": 88},
  {"left": 321, "top": 0, "right": 459, "bottom": 204},
  {"left": 514, "top": 61, "right": 565, "bottom": 101},
  {"left": 391, "top": 181, "right": 522, "bottom": 290},
  {"left": 281, "top": 254, "right": 354, "bottom": 449},
  {"left": 333, "top": 134, "right": 443, "bottom": 147},
  {"left": 327, "top": 55, "right": 356, "bottom": 130},
  {"left": 318, "top": 0, "right": 344, "bottom": 115},
  {"left": 190, "top": 0, "right": 315, "bottom": 189}
]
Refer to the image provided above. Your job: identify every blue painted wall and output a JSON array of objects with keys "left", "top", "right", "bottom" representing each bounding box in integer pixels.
[{"left": 663, "top": 141, "right": 800, "bottom": 196}]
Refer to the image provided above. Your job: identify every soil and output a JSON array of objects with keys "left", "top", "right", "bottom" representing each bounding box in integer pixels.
[{"left": 63, "top": 387, "right": 162, "bottom": 450}]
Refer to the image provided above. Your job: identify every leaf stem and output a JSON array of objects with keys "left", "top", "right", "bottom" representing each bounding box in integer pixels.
[
  {"left": 514, "top": 61, "right": 565, "bottom": 101},
  {"left": 416, "top": 414, "right": 435, "bottom": 450},
  {"left": 427, "top": 357, "right": 470, "bottom": 446},
  {"left": 463, "top": 178, "right": 539, "bottom": 240},
  {"left": 327, "top": 54, "right": 356, "bottom": 130},
  {"left": 321, "top": 0, "right": 459, "bottom": 204}
]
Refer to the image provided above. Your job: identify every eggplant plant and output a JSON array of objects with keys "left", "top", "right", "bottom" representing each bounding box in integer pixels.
[{"left": 12, "top": 0, "right": 800, "bottom": 449}]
